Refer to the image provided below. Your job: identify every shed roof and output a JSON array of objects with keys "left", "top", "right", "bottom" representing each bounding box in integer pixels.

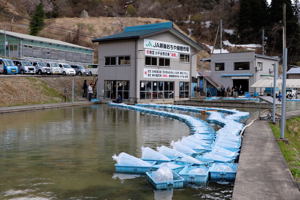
[
  {"left": 92, "top": 22, "right": 206, "bottom": 51},
  {"left": 287, "top": 67, "right": 300, "bottom": 75},
  {"left": 0, "top": 30, "right": 93, "bottom": 50},
  {"left": 251, "top": 77, "right": 300, "bottom": 88}
]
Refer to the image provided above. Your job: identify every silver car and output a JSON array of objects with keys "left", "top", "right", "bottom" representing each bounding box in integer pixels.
[{"left": 71, "top": 65, "right": 88, "bottom": 76}]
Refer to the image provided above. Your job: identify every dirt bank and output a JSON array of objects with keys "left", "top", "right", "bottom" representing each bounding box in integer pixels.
[{"left": 0, "top": 76, "right": 96, "bottom": 107}]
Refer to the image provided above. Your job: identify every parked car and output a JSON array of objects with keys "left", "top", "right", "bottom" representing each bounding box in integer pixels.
[
  {"left": 58, "top": 63, "right": 76, "bottom": 75},
  {"left": 33, "top": 61, "right": 51, "bottom": 75},
  {"left": 47, "top": 62, "right": 62, "bottom": 75},
  {"left": 0, "top": 58, "right": 18, "bottom": 74},
  {"left": 85, "top": 64, "right": 98, "bottom": 76},
  {"left": 13, "top": 60, "right": 36, "bottom": 74},
  {"left": 71, "top": 65, "right": 88, "bottom": 75}
]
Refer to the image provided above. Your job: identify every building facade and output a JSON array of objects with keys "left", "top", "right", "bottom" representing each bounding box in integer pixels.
[
  {"left": 209, "top": 52, "right": 279, "bottom": 94},
  {"left": 287, "top": 67, "right": 300, "bottom": 79},
  {"left": 92, "top": 22, "right": 205, "bottom": 103},
  {"left": 0, "top": 30, "right": 94, "bottom": 65}
]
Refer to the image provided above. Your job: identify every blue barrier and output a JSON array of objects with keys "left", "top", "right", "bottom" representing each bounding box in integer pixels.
[{"left": 110, "top": 103, "right": 249, "bottom": 189}]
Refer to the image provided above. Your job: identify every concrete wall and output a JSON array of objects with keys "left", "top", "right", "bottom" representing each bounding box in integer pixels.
[
  {"left": 210, "top": 52, "right": 278, "bottom": 93},
  {"left": 97, "top": 40, "right": 137, "bottom": 102},
  {"left": 287, "top": 74, "right": 300, "bottom": 79},
  {"left": 96, "top": 31, "right": 199, "bottom": 103},
  {"left": 136, "top": 32, "right": 197, "bottom": 102}
]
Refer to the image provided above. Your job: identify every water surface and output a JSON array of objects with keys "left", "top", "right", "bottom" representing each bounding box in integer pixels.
[{"left": 0, "top": 105, "right": 232, "bottom": 200}]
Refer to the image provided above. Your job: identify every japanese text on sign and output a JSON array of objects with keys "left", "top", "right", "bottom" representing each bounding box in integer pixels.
[
  {"left": 145, "top": 49, "right": 178, "bottom": 58},
  {"left": 144, "top": 68, "right": 189, "bottom": 80},
  {"left": 144, "top": 39, "right": 190, "bottom": 54}
]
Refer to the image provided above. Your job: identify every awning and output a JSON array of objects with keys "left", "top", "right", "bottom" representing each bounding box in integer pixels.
[
  {"left": 251, "top": 77, "right": 300, "bottom": 88},
  {"left": 221, "top": 73, "right": 253, "bottom": 77}
]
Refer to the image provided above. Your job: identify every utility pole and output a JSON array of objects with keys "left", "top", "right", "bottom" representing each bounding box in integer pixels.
[
  {"left": 220, "top": 19, "right": 223, "bottom": 53},
  {"left": 280, "top": 3, "right": 287, "bottom": 139},
  {"left": 272, "top": 62, "right": 278, "bottom": 123},
  {"left": 262, "top": 28, "right": 265, "bottom": 55},
  {"left": 4, "top": 26, "right": 7, "bottom": 57}
]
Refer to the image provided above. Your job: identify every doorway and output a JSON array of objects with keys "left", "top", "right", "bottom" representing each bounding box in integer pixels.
[
  {"left": 233, "top": 79, "right": 249, "bottom": 95},
  {"left": 104, "top": 80, "right": 129, "bottom": 100}
]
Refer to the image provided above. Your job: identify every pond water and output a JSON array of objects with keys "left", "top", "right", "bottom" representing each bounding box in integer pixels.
[{"left": 0, "top": 105, "right": 233, "bottom": 200}]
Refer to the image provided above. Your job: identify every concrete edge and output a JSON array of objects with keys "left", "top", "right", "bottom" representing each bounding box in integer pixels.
[{"left": 0, "top": 101, "right": 94, "bottom": 114}]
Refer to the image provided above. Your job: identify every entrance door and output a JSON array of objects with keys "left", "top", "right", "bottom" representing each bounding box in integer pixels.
[
  {"left": 104, "top": 80, "right": 129, "bottom": 100},
  {"left": 233, "top": 79, "right": 249, "bottom": 95}
]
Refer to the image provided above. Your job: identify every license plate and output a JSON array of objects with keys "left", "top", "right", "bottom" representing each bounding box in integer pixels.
[{"left": 12, "top": 70, "right": 16, "bottom": 72}]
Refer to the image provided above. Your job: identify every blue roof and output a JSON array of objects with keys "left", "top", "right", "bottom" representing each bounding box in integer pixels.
[{"left": 92, "top": 22, "right": 204, "bottom": 51}]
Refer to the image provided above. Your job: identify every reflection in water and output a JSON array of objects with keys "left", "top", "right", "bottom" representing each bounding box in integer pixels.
[{"left": 0, "top": 105, "right": 233, "bottom": 199}]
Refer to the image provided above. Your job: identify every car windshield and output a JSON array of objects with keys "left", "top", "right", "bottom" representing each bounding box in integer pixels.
[
  {"left": 50, "top": 63, "right": 58, "bottom": 67},
  {"left": 22, "top": 61, "right": 32, "bottom": 66},
  {"left": 4, "top": 60, "right": 14, "bottom": 66},
  {"left": 38, "top": 62, "right": 47, "bottom": 67},
  {"left": 78, "top": 66, "right": 84, "bottom": 69},
  {"left": 63, "top": 64, "right": 71, "bottom": 68}
]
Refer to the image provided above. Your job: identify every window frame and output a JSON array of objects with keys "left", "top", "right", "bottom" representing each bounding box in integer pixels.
[
  {"left": 180, "top": 54, "right": 190, "bottom": 63},
  {"left": 215, "top": 63, "right": 225, "bottom": 71},
  {"left": 234, "top": 62, "right": 250, "bottom": 71},
  {"left": 179, "top": 82, "right": 189, "bottom": 98}
]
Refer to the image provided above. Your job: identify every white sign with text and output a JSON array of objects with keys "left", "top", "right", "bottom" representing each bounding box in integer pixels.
[
  {"left": 144, "top": 39, "right": 190, "bottom": 54},
  {"left": 145, "top": 49, "right": 178, "bottom": 58},
  {"left": 144, "top": 68, "right": 189, "bottom": 80}
]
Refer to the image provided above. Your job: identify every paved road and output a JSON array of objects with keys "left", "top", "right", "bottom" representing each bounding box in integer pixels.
[{"left": 232, "top": 115, "right": 300, "bottom": 200}]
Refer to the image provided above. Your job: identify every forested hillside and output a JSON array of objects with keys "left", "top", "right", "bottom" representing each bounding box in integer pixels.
[{"left": 0, "top": 0, "right": 300, "bottom": 64}]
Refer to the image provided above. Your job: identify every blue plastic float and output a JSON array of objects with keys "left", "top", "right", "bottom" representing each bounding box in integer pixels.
[
  {"left": 110, "top": 103, "right": 249, "bottom": 190},
  {"left": 179, "top": 166, "right": 209, "bottom": 185}
]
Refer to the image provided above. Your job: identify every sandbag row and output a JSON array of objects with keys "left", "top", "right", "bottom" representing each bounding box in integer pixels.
[{"left": 109, "top": 103, "right": 249, "bottom": 189}]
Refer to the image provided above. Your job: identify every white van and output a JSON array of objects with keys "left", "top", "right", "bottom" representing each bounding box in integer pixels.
[
  {"left": 58, "top": 63, "right": 76, "bottom": 75},
  {"left": 47, "top": 62, "right": 62, "bottom": 75},
  {"left": 85, "top": 64, "right": 98, "bottom": 76}
]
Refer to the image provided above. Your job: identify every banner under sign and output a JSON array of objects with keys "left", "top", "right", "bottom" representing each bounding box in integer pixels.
[
  {"left": 144, "top": 68, "right": 189, "bottom": 80},
  {"left": 145, "top": 49, "right": 178, "bottom": 58},
  {"left": 144, "top": 39, "right": 190, "bottom": 54}
]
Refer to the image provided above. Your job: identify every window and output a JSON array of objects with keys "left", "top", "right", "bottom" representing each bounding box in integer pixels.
[
  {"left": 105, "top": 57, "right": 116, "bottom": 65},
  {"left": 234, "top": 62, "right": 250, "bottom": 70},
  {"left": 159, "top": 58, "right": 170, "bottom": 66},
  {"left": 140, "top": 81, "right": 174, "bottom": 99},
  {"left": 257, "top": 62, "right": 263, "bottom": 71},
  {"left": 180, "top": 54, "right": 190, "bottom": 62},
  {"left": 145, "top": 56, "right": 157, "bottom": 66},
  {"left": 118, "top": 56, "right": 130, "bottom": 65},
  {"left": 215, "top": 63, "right": 225, "bottom": 71},
  {"left": 104, "top": 80, "right": 129, "bottom": 100},
  {"left": 179, "top": 82, "right": 189, "bottom": 98}
]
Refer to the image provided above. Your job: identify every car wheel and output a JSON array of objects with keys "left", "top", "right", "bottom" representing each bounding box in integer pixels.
[
  {"left": 20, "top": 70, "right": 24, "bottom": 74},
  {"left": 63, "top": 71, "right": 66, "bottom": 76},
  {"left": 4, "top": 69, "right": 7, "bottom": 74},
  {"left": 37, "top": 70, "right": 42, "bottom": 75},
  {"left": 78, "top": 72, "right": 82, "bottom": 76}
]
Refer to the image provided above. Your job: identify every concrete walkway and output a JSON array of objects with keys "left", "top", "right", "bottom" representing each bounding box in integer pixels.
[
  {"left": 232, "top": 116, "right": 300, "bottom": 200},
  {"left": 0, "top": 101, "right": 93, "bottom": 114}
]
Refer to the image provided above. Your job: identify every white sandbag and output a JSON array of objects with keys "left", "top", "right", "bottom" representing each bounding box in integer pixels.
[
  {"left": 141, "top": 147, "right": 171, "bottom": 161},
  {"left": 157, "top": 146, "right": 185, "bottom": 159},
  {"left": 152, "top": 165, "right": 173, "bottom": 182},
  {"left": 112, "top": 152, "right": 152, "bottom": 166},
  {"left": 171, "top": 141, "right": 197, "bottom": 155}
]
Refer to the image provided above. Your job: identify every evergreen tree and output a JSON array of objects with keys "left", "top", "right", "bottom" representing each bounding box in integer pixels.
[
  {"left": 238, "top": 0, "right": 268, "bottom": 43},
  {"left": 29, "top": 3, "right": 45, "bottom": 36},
  {"left": 268, "top": 0, "right": 300, "bottom": 63}
]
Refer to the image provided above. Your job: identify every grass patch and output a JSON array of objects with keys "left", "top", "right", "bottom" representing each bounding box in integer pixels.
[{"left": 270, "top": 118, "right": 300, "bottom": 182}]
